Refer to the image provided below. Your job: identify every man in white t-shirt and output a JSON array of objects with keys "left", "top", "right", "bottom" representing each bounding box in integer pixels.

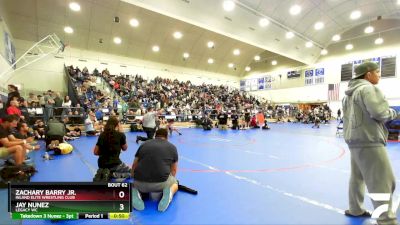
[
  {"left": 136, "top": 107, "right": 158, "bottom": 144},
  {"left": 85, "top": 111, "right": 100, "bottom": 136}
]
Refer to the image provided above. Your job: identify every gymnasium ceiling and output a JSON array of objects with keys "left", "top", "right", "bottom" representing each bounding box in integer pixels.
[{"left": 0, "top": 0, "right": 400, "bottom": 77}]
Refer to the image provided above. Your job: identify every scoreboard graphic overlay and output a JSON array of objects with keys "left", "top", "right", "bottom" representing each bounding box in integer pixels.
[{"left": 8, "top": 182, "right": 131, "bottom": 220}]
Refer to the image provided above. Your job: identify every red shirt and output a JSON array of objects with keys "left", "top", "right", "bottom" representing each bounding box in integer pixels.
[{"left": 7, "top": 106, "right": 21, "bottom": 116}]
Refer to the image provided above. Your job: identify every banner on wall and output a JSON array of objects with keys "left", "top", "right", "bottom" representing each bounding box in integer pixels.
[
  {"left": 353, "top": 57, "right": 380, "bottom": 67},
  {"left": 258, "top": 77, "right": 265, "bottom": 90},
  {"left": 315, "top": 68, "right": 325, "bottom": 84},
  {"left": 4, "top": 31, "right": 16, "bottom": 68},
  {"left": 245, "top": 79, "right": 251, "bottom": 91},
  {"left": 265, "top": 75, "right": 272, "bottom": 89},
  {"left": 240, "top": 80, "right": 245, "bottom": 91},
  {"left": 287, "top": 70, "right": 301, "bottom": 79},
  {"left": 250, "top": 79, "right": 258, "bottom": 91},
  {"left": 239, "top": 75, "right": 274, "bottom": 92},
  {"left": 305, "top": 69, "right": 314, "bottom": 85}
]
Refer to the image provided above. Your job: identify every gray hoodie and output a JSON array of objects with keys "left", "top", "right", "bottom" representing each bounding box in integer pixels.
[{"left": 342, "top": 79, "right": 398, "bottom": 148}]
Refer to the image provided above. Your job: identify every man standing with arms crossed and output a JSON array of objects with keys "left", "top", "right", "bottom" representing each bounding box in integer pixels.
[{"left": 343, "top": 61, "right": 398, "bottom": 225}]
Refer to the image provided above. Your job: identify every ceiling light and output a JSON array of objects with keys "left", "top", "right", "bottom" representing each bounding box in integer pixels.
[
  {"left": 305, "top": 41, "right": 313, "bottom": 48},
  {"left": 258, "top": 18, "right": 270, "bottom": 27},
  {"left": 375, "top": 37, "right": 384, "bottom": 45},
  {"left": 207, "top": 41, "right": 214, "bottom": 48},
  {"left": 314, "top": 21, "right": 324, "bottom": 30},
  {"left": 233, "top": 49, "right": 240, "bottom": 55},
  {"left": 286, "top": 31, "right": 294, "bottom": 39},
  {"left": 245, "top": 66, "right": 251, "bottom": 72},
  {"left": 228, "top": 63, "right": 234, "bottom": 68},
  {"left": 345, "top": 44, "right": 353, "bottom": 50},
  {"left": 113, "top": 37, "right": 121, "bottom": 44},
  {"left": 183, "top": 52, "right": 189, "bottom": 58},
  {"left": 320, "top": 49, "right": 328, "bottom": 55},
  {"left": 254, "top": 55, "right": 260, "bottom": 61},
  {"left": 350, "top": 10, "right": 361, "bottom": 20},
  {"left": 332, "top": 34, "right": 341, "bottom": 42},
  {"left": 271, "top": 60, "right": 277, "bottom": 65},
  {"left": 289, "top": 5, "right": 301, "bottom": 15},
  {"left": 173, "top": 31, "right": 183, "bottom": 39},
  {"left": 64, "top": 26, "right": 73, "bottom": 34},
  {"left": 208, "top": 58, "right": 214, "bottom": 64},
  {"left": 364, "top": 26, "right": 374, "bottom": 33},
  {"left": 222, "top": 0, "right": 235, "bottom": 11},
  {"left": 152, "top": 45, "right": 160, "bottom": 52},
  {"left": 69, "top": 2, "right": 81, "bottom": 11},
  {"left": 398, "top": 0, "right": 400, "bottom": 5},
  {"left": 129, "top": 18, "right": 139, "bottom": 27}
]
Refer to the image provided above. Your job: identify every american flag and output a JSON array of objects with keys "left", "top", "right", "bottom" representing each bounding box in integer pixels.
[{"left": 328, "top": 83, "right": 340, "bottom": 101}]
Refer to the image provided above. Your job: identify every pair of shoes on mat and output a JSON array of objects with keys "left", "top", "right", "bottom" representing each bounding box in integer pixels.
[
  {"left": 132, "top": 188, "right": 144, "bottom": 211},
  {"left": 158, "top": 187, "right": 173, "bottom": 212},
  {"left": 344, "top": 210, "right": 372, "bottom": 217}
]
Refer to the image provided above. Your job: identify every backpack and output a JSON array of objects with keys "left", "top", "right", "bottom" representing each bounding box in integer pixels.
[
  {"left": 93, "top": 168, "right": 111, "bottom": 182},
  {"left": 0, "top": 164, "right": 37, "bottom": 183}
]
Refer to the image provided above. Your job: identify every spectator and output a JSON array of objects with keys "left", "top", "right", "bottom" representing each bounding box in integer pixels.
[
  {"left": 343, "top": 62, "right": 398, "bottom": 224},
  {"left": 33, "top": 119, "right": 46, "bottom": 139},
  {"left": 62, "top": 95, "right": 72, "bottom": 116},
  {"left": 10, "top": 122, "right": 39, "bottom": 150},
  {"left": 217, "top": 110, "right": 228, "bottom": 130},
  {"left": 27, "top": 93, "right": 39, "bottom": 107},
  {"left": 53, "top": 92, "right": 63, "bottom": 116},
  {"left": 85, "top": 111, "right": 100, "bottom": 136},
  {"left": 0, "top": 115, "right": 28, "bottom": 166},
  {"left": 6, "top": 84, "right": 20, "bottom": 107},
  {"left": 44, "top": 90, "right": 55, "bottom": 122},
  {"left": 19, "top": 99, "right": 30, "bottom": 123},
  {"left": 0, "top": 99, "right": 5, "bottom": 122},
  {"left": 7, "top": 100, "right": 22, "bottom": 118}
]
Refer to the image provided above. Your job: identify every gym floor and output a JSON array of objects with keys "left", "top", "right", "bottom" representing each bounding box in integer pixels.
[{"left": 1, "top": 122, "right": 400, "bottom": 225}]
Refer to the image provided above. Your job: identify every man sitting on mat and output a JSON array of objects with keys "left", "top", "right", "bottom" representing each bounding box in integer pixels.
[
  {"left": 0, "top": 115, "right": 29, "bottom": 166},
  {"left": 9, "top": 122, "right": 40, "bottom": 151},
  {"left": 131, "top": 128, "right": 178, "bottom": 212}
]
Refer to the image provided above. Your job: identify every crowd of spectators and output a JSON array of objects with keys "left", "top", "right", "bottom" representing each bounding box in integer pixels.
[{"left": 67, "top": 65, "right": 269, "bottom": 120}]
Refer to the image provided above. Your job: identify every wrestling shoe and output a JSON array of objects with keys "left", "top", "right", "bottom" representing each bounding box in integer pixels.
[{"left": 132, "top": 188, "right": 145, "bottom": 211}]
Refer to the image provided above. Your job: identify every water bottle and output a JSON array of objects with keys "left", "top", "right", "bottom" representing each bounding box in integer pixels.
[{"left": 44, "top": 152, "right": 49, "bottom": 160}]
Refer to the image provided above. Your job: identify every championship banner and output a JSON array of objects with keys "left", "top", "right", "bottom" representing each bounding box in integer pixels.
[
  {"left": 305, "top": 69, "right": 314, "bottom": 85},
  {"left": 315, "top": 68, "right": 325, "bottom": 84}
]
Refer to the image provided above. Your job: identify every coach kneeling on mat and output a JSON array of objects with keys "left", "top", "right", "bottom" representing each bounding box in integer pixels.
[{"left": 131, "top": 128, "right": 178, "bottom": 212}]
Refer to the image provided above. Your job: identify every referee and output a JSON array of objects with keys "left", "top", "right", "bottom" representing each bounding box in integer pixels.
[{"left": 136, "top": 106, "right": 158, "bottom": 144}]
